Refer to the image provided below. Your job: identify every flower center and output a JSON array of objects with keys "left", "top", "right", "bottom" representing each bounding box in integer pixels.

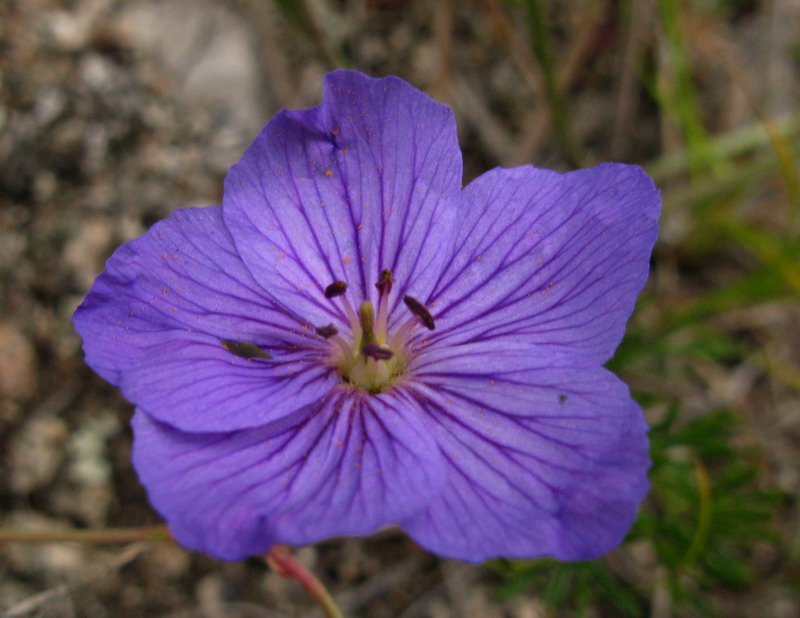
[{"left": 316, "top": 270, "right": 435, "bottom": 394}]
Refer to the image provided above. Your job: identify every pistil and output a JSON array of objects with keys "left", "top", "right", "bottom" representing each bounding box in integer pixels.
[
  {"left": 358, "top": 300, "right": 376, "bottom": 349},
  {"left": 375, "top": 269, "right": 393, "bottom": 339}
]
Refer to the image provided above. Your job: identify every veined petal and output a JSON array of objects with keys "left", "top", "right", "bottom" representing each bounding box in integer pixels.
[
  {"left": 428, "top": 164, "right": 660, "bottom": 363},
  {"left": 402, "top": 341, "right": 649, "bottom": 562},
  {"left": 132, "top": 390, "right": 445, "bottom": 561},
  {"left": 73, "top": 206, "right": 334, "bottom": 432},
  {"left": 119, "top": 332, "right": 336, "bottom": 431},
  {"left": 223, "top": 70, "right": 462, "bottom": 327}
]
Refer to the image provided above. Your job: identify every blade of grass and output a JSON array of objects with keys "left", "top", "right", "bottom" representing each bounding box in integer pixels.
[
  {"left": 681, "top": 457, "right": 713, "bottom": 569},
  {"left": 270, "top": 0, "right": 345, "bottom": 69},
  {"left": 632, "top": 267, "right": 790, "bottom": 341},
  {"left": 716, "top": 218, "right": 800, "bottom": 294},
  {"left": 517, "top": 0, "right": 584, "bottom": 167},
  {"left": 657, "top": 0, "right": 724, "bottom": 179},
  {"left": 611, "top": 0, "right": 655, "bottom": 158},
  {"left": 647, "top": 113, "right": 800, "bottom": 183},
  {"left": 694, "top": 22, "right": 800, "bottom": 221},
  {"left": 761, "top": 115, "right": 800, "bottom": 220},
  {"left": 663, "top": 156, "right": 775, "bottom": 213}
]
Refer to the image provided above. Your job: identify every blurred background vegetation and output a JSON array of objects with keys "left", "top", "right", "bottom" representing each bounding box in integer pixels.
[{"left": 1, "top": 0, "right": 798, "bottom": 616}]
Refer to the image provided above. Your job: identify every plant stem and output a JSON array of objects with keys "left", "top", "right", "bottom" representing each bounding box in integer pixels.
[
  {"left": 0, "top": 525, "right": 172, "bottom": 544},
  {"left": 266, "top": 545, "right": 345, "bottom": 618}
]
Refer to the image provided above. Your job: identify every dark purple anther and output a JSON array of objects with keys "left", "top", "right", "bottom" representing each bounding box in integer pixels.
[
  {"left": 314, "top": 324, "right": 338, "bottom": 339},
  {"left": 403, "top": 295, "right": 435, "bottom": 330},
  {"left": 220, "top": 339, "right": 272, "bottom": 360},
  {"left": 361, "top": 342, "right": 394, "bottom": 360},
  {"left": 324, "top": 280, "right": 348, "bottom": 298},
  {"left": 375, "top": 269, "right": 394, "bottom": 296}
]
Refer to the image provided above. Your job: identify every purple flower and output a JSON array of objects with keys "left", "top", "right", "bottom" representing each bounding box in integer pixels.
[{"left": 73, "top": 70, "right": 660, "bottom": 562}]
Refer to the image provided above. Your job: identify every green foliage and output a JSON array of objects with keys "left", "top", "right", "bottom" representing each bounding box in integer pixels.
[
  {"left": 494, "top": 408, "right": 783, "bottom": 616},
  {"left": 495, "top": 559, "right": 642, "bottom": 617},
  {"left": 645, "top": 409, "right": 783, "bottom": 588}
]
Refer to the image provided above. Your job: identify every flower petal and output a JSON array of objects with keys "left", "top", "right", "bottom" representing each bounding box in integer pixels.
[
  {"left": 401, "top": 341, "right": 649, "bottom": 562},
  {"left": 73, "top": 205, "right": 336, "bottom": 432},
  {"left": 223, "top": 69, "right": 462, "bottom": 327},
  {"left": 132, "top": 390, "right": 445, "bottom": 560},
  {"left": 427, "top": 164, "right": 660, "bottom": 363}
]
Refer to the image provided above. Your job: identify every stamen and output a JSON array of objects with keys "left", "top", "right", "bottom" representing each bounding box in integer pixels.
[
  {"left": 324, "top": 280, "right": 347, "bottom": 298},
  {"left": 375, "top": 269, "right": 393, "bottom": 339},
  {"left": 388, "top": 316, "right": 416, "bottom": 349},
  {"left": 221, "top": 339, "right": 272, "bottom": 360},
  {"left": 341, "top": 296, "right": 360, "bottom": 341},
  {"left": 361, "top": 342, "right": 394, "bottom": 360},
  {"left": 323, "top": 279, "right": 359, "bottom": 340},
  {"left": 375, "top": 269, "right": 393, "bottom": 296},
  {"left": 314, "top": 324, "right": 338, "bottom": 339},
  {"left": 403, "top": 295, "right": 435, "bottom": 330},
  {"left": 331, "top": 334, "right": 354, "bottom": 366}
]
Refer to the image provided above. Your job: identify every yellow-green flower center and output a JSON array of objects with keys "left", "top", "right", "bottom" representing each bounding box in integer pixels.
[{"left": 317, "top": 272, "right": 434, "bottom": 394}]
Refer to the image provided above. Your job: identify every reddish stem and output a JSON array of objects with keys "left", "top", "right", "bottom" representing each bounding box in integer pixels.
[{"left": 266, "top": 545, "right": 344, "bottom": 618}]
